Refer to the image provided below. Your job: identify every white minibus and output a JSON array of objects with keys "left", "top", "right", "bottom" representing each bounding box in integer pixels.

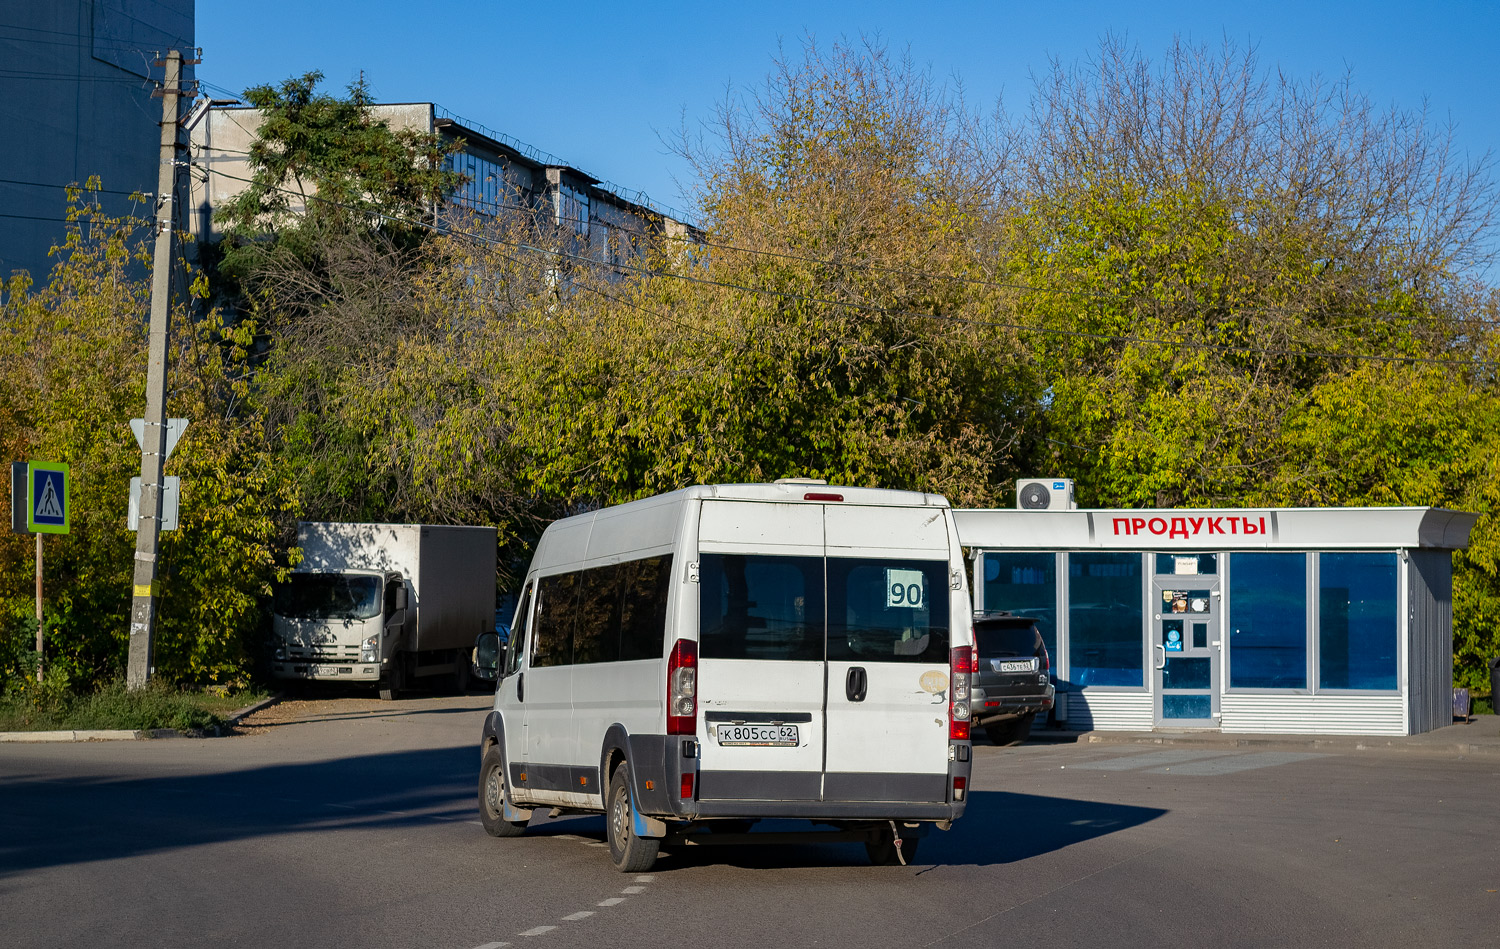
[{"left": 477, "top": 481, "right": 975, "bottom": 870}]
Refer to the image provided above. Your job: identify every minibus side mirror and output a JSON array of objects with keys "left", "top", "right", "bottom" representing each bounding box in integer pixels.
[{"left": 473, "top": 631, "right": 501, "bottom": 681}]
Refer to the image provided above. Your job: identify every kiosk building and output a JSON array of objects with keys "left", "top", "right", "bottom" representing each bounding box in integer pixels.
[{"left": 954, "top": 506, "right": 1477, "bottom": 736}]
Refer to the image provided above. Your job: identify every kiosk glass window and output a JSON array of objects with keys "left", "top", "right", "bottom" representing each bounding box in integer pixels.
[
  {"left": 982, "top": 553, "right": 1057, "bottom": 658},
  {"left": 1318, "top": 552, "right": 1399, "bottom": 691},
  {"left": 1229, "top": 553, "right": 1307, "bottom": 688},
  {"left": 1068, "top": 552, "right": 1144, "bottom": 687}
]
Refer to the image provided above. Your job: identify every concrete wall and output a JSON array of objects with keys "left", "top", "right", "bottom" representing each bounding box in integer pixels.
[{"left": 0, "top": 0, "right": 194, "bottom": 284}]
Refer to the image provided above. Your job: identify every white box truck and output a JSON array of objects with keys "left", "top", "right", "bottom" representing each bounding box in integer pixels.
[{"left": 272, "top": 522, "right": 497, "bottom": 699}]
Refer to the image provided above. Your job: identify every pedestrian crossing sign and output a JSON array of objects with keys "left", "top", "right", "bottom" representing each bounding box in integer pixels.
[{"left": 28, "top": 462, "right": 69, "bottom": 534}]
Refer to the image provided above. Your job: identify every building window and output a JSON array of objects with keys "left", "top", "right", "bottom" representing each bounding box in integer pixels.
[
  {"left": 1318, "top": 552, "right": 1399, "bottom": 690},
  {"left": 982, "top": 552, "right": 1057, "bottom": 659},
  {"left": 557, "top": 183, "right": 589, "bottom": 237},
  {"left": 1067, "top": 552, "right": 1143, "bottom": 687},
  {"left": 1228, "top": 553, "right": 1307, "bottom": 688}
]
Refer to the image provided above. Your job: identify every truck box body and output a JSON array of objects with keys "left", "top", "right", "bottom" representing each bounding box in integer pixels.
[{"left": 273, "top": 522, "right": 496, "bottom": 693}]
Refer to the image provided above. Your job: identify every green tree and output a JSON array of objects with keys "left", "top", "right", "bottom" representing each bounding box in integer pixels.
[
  {"left": 216, "top": 71, "right": 463, "bottom": 280},
  {"left": 0, "top": 187, "right": 296, "bottom": 692}
]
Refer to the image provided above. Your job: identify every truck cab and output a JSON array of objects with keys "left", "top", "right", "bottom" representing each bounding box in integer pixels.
[{"left": 271, "top": 569, "right": 408, "bottom": 687}]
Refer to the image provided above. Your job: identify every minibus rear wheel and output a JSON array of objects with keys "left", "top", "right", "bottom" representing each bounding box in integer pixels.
[{"left": 606, "top": 763, "right": 659, "bottom": 872}]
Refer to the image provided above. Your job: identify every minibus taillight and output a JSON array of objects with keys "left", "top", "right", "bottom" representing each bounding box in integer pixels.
[
  {"left": 949, "top": 645, "right": 974, "bottom": 741},
  {"left": 667, "top": 639, "right": 698, "bottom": 735},
  {"left": 804, "top": 492, "right": 844, "bottom": 502}
]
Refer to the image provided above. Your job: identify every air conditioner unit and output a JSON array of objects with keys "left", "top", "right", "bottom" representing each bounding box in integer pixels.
[{"left": 1016, "top": 478, "right": 1075, "bottom": 511}]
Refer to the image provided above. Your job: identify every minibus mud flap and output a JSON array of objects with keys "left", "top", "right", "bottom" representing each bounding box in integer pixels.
[{"left": 632, "top": 804, "right": 668, "bottom": 839}]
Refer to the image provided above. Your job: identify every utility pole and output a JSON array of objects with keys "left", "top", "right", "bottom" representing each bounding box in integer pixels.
[{"left": 127, "top": 49, "right": 187, "bottom": 690}]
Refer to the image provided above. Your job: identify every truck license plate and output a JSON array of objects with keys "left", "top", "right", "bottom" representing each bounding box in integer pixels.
[
  {"left": 312, "top": 664, "right": 343, "bottom": 676},
  {"left": 715, "top": 723, "right": 799, "bottom": 746}
]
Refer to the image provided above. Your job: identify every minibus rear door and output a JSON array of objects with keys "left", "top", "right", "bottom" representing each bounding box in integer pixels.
[{"left": 822, "top": 504, "right": 955, "bottom": 803}]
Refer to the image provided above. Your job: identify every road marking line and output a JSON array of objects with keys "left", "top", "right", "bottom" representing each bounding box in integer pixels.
[
  {"left": 474, "top": 942, "right": 511, "bottom": 948},
  {"left": 597, "top": 898, "right": 625, "bottom": 907},
  {"left": 586, "top": 841, "right": 608, "bottom": 847},
  {"left": 633, "top": 875, "right": 655, "bottom": 883},
  {"left": 621, "top": 886, "right": 645, "bottom": 894},
  {"left": 518, "top": 926, "right": 556, "bottom": 936},
  {"left": 562, "top": 911, "right": 594, "bottom": 921},
  {"left": 324, "top": 802, "right": 356, "bottom": 809}
]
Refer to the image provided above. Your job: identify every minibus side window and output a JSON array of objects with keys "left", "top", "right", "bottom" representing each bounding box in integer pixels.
[
  {"left": 575, "top": 564, "right": 623, "bottom": 665},
  {"left": 534, "top": 572, "right": 577, "bottom": 668},
  {"left": 699, "top": 554, "right": 824, "bottom": 662},
  {"left": 619, "top": 555, "right": 674, "bottom": 661},
  {"left": 504, "top": 583, "right": 533, "bottom": 676},
  {"left": 826, "top": 558, "right": 949, "bottom": 663}
]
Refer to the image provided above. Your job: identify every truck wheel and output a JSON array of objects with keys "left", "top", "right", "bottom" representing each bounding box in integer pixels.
[
  {"left": 606, "top": 763, "right": 659, "bottom": 872},
  {"left": 479, "top": 745, "right": 528, "bottom": 838},
  {"left": 450, "top": 651, "right": 471, "bottom": 694},
  {"left": 378, "top": 659, "right": 404, "bottom": 701},
  {"left": 866, "top": 824, "right": 920, "bottom": 866},
  {"left": 985, "top": 713, "right": 1035, "bottom": 746}
]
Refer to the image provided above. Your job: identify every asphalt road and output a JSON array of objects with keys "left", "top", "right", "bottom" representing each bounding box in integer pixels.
[{"left": 2, "top": 693, "right": 1497, "bottom": 949}]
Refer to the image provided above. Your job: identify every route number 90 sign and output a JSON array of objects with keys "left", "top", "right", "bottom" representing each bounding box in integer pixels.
[{"left": 885, "top": 568, "right": 927, "bottom": 610}]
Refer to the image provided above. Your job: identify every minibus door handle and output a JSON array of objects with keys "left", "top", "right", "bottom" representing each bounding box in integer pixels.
[
  {"left": 517, "top": 672, "right": 524, "bottom": 703},
  {"left": 846, "top": 666, "right": 868, "bottom": 702}
]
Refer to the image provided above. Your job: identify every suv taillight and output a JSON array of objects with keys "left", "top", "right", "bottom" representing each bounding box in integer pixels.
[
  {"left": 1041, "top": 642, "right": 1051, "bottom": 676},
  {"left": 667, "top": 639, "right": 698, "bottom": 735},
  {"left": 949, "top": 645, "right": 974, "bottom": 740}
]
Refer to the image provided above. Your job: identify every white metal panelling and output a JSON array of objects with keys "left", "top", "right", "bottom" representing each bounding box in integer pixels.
[
  {"left": 698, "top": 499, "right": 823, "bottom": 553},
  {"left": 823, "top": 503, "right": 950, "bottom": 553},
  {"left": 1066, "top": 691, "right": 1153, "bottom": 731},
  {"left": 1220, "top": 695, "right": 1406, "bottom": 735}
]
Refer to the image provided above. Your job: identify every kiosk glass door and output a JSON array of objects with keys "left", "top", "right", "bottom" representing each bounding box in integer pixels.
[{"left": 1152, "top": 555, "right": 1220, "bottom": 727}]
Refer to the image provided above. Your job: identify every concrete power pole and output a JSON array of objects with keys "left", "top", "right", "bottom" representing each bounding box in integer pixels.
[{"left": 127, "top": 50, "right": 186, "bottom": 690}]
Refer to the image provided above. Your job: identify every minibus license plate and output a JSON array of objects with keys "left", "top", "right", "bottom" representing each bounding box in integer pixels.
[
  {"left": 999, "top": 659, "right": 1037, "bottom": 673},
  {"left": 716, "top": 723, "right": 799, "bottom": 746}
]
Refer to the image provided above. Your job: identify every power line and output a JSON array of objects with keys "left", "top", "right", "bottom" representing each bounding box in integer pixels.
[
  {"left": 0, "top": 176, "right": 152, "bottom": 197},
  {"left": 195, "top": 162, "right": 1500, "bottom": 371}
]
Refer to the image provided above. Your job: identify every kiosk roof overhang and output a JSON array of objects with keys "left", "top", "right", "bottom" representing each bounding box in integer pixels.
[{"left": 952, "top": 507, "right": 1478, "bottom": 552}]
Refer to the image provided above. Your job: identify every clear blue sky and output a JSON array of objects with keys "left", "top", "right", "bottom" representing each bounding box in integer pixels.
[{"left": 198, "top": 1, "right": 1498, "bottom": 225}]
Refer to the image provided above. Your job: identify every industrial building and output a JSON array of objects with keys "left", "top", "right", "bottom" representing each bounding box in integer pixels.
[{"left": 187, "top": 102, "right": 699, "bottom": 267}]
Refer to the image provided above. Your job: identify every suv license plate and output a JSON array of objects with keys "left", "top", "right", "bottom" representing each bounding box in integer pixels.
[
  {"left": 999, "top": 659, "right": 1037, "bottom": 673},
  {"left": 715, "top": 723, "right": 799, "bottom": 746}
]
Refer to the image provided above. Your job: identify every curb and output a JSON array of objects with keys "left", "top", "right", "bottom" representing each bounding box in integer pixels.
[
  {"left": 1018, "top": 726, "right": 1500, "bottom": 757},
  {"left": 0, "top": 692, "right": 285, "bottom": 743},
  {"left": 225, "top": 692, "right": 283, "bottom": 726}
]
